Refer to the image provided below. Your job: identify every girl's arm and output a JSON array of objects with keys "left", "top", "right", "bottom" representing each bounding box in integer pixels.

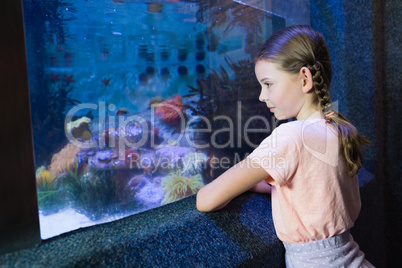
[
  {"left": 196, "top": 157, "right": 270, "bottom": 212},
  {"left": 248, "top": 180, "right": 271, "bottom": 194}
]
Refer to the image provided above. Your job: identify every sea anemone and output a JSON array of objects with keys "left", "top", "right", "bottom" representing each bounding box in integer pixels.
[
  {"left": 36, "top": 165, "right": 46, "bottom": 181},
  {"left": 155, "top": 95, "right": 185, "bottom": 124},
  {"left": 48, "top": 143, "right": 81, "bottom": 179},
  {"left": 161, "top": 170, "right": 204, "bottom": 204},
  {"left": 36, "top": 166, "right": 57, "bottom": 185},
  {"left": 39, "top": 170, "right": 55, "bottom": 184}
]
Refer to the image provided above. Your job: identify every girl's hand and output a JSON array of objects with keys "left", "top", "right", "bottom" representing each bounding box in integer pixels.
[{"left": 196, "top": 158, "right": 270, "bottom": 212}]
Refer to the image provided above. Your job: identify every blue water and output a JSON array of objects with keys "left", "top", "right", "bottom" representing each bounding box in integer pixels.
[
  {"left": 27, "top": 1, "right": 207, "bottom": 111},
  {"left": 24, "top": 0, "right": 268, "bottom": 113}
]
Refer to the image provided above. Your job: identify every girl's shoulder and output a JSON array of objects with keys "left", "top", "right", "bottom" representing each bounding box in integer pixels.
[{"left": 274, "top": 118, "right": 337, "bottom": 143}]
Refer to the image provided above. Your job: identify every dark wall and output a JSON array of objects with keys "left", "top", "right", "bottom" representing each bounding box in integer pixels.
[
  {"left": 0, "top": 0, "right": 41, "bottom": 254},
  {"left": 380, "top": 0, "right": 402, "bottom": 265},
  {"left": 311, "top": 0, "right": 401, "bottom": 267}
]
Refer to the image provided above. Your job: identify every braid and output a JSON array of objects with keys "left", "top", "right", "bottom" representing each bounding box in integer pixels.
[
  {"left": 307, "top": 62, "right": 333, "bottom": 122},
  {"left": 307, "top": 61, "right": 370, "bottom": 176}
]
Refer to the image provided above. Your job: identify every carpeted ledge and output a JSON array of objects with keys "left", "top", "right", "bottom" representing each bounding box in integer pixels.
[
  {"left": 0, "top": 169, "right": 375, "bottom": 267},
  {"left": 0, "top": 193, "right": 283, "bottom": 268}
]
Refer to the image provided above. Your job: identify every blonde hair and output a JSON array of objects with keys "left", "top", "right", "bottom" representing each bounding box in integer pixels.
[{"left": 255, "top": 25, "right": 370, "bottom": 176}]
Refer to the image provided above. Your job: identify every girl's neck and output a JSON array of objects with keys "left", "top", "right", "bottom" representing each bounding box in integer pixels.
[{"left": 296, "top": 106, "right": 321, "bottom": 121}]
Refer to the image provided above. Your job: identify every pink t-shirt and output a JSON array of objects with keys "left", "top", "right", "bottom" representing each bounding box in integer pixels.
[{"left": 247, "top": 116, "right": 361, "bottom": 243}]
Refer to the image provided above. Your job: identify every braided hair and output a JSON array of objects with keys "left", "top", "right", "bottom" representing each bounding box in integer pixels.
[
  {"left": 255, "top": 25, "right": 370, "bottom": 176},
  {"left": 306, "top": 61, "right": 332, "bottom": 119}
]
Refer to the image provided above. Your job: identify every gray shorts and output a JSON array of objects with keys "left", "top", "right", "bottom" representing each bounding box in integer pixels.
[{"left": 283, "top": 231, "right": 375, "bottom": 268}]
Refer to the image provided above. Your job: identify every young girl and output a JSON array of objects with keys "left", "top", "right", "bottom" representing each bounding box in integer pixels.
[{"left": 196, "top": 25, "right": 374, "bottom": 268}]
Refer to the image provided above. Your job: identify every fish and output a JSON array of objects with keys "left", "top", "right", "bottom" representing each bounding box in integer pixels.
[{"left": 116, "top": 108, "right": 129, "bottom": 116}]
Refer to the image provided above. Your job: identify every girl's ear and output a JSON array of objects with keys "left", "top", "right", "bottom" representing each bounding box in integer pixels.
[{"left": 300, "top": 67, "right": 314, "bottom": 93}]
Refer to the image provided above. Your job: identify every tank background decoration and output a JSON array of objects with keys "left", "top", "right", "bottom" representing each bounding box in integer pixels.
[{"left": 185, "top": 57, "right": 273, "bottom": 157}]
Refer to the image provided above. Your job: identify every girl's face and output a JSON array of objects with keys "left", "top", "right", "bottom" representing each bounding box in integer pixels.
[{"left": 255, "top": 60, "right": 312, "bottom": 120}]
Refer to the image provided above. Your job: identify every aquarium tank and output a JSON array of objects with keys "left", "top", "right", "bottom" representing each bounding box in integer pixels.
[{"left": 23, "top": 0, "right": 310, "bottom": 239}]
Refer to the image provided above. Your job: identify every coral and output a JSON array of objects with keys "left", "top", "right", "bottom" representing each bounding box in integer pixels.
[
  {"left": 155, "top": 95, "right": 185, "bottom": 124},
  {"left": 62, "top": 163, "right": 119, "bottom": 221},
  {"left": 181, "top": 152, "right": 209, "bottom": 175},
  {"left": 36, "top": 165, "right": 47, "bottom": 181},
  {"left": 48, "top": 143, "right": 81, "bottom": 179},
  {"left": 161, "top": 170, "right": 204, "bottom": 204},
  {"left": 155, "top": 146, "right": 196, "bottom": 173},
  {"left": 39, "top": 170, "right": 56, "bottom": 184},
  {"left": 136, "top": 180, "right": 164, "bottom": 207},
  {"left": 125, "top": 148, "right": 140, "bottom": 167},
  {"left": 36, "top": 165, "right": 57, "bottom": 184},
  {"left": 66, "top": 116, "right": 92, "bottom": 140},
  {"left": 87, "top": 149, "right": 120, "bottom": 169},
  {"left": 125, "top": 174, "right": 163, "bottom": 206}
]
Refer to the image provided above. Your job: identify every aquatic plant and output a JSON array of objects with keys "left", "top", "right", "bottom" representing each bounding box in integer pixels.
[
  {"left": 62, "top": 161, "right": 120, "bottom": 221},
  {"left": 37, "top": 176, "right": 66, "bottom": 215},
  {"left": 31, "top": 74, "right": 80, "bottom": 166},
  {"left": 161, "top": 170, "right": 204, "bottom": 204}
]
